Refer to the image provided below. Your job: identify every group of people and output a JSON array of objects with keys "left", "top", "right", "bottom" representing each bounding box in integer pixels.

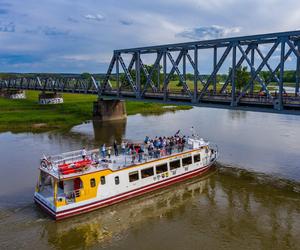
[
  {"left": 143, "top": 134, "right": 186, "bottom": 158},
  {"left": 100, "top": 140, "right": 120, "bottom": 159},
  {"left": 81, "top": 132, "right": 187, "bottom": 164}
]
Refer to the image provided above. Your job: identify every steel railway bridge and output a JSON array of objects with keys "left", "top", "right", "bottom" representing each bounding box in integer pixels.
[{"left": 1, "top": 30, "right": 300, "bottom": 113}]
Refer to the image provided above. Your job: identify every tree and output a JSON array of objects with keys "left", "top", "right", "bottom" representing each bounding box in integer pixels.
[
  {"left": 81, "top": 72, "right": 91, "bottom": 79},
  {"left": 234, "top": 66, "right": 250, "bottom": 91}
]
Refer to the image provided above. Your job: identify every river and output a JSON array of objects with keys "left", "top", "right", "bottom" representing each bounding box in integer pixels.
[{"left": 0, "top": 107, "right": 300, "bottom": 249}]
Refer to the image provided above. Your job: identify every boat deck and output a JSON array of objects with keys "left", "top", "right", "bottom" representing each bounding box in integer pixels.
[{"left": 39, "top": 139, "right": 210, "bottom": 179}]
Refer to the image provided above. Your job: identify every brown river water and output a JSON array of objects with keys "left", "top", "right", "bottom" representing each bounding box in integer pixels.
[{"left": 0, "top": 107, "right": 300, "bottom": 250}]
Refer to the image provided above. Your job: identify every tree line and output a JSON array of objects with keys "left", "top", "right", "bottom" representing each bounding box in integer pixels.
[{"left": 0, "top": 67, "right": 298, "bottom": 87}]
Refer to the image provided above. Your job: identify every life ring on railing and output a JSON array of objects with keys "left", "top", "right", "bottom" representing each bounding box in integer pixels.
[{"left": 40, "top": 159, "right": 53, "bottom": 171}]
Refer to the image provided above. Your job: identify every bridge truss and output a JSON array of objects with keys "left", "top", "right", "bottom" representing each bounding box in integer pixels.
[
  {"left": 1, "top": 30, "right": 300, "bottom": 111},
  {"left": 102, "top": 30, "right": 300, "bottom": 110}
]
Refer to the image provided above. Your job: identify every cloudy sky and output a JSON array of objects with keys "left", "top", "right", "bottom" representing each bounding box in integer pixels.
[{"left": 0, "top": 0, "right": 300, "bottom": 73}]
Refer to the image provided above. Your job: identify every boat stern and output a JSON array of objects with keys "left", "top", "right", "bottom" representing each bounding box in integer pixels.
[{"left": 34, "top": 191, "right": 58, "bottom": 219}]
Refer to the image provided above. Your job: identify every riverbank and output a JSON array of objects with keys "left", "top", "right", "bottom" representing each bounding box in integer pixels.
[{"left": 0, "top": 90, "right": 191, "bottom": 133}]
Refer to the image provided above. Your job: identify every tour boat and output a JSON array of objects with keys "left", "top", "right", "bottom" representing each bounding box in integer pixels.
[{"left": 34, "top": 135, "right": 218, "bottom": 220}]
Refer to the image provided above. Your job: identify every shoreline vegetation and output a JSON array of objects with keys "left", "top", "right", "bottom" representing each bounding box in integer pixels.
[{"left": 0, "top": 90, "right": 192, "bottom": 133}]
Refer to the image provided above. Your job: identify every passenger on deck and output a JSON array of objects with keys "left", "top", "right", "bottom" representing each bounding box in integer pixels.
[
  {"left": 113, "top": 140, "right": 118, "bottom": 156},
  {"left": 91, "top": 153, "right": 99, "bottom": 163},
  {"left": 107, "top": 147, "right": 111, "bottom": 159},
  {"left": 131, "top": 149, "right": 136, "bottom": 163},
  {"left": 121, "top": 141, "right": 126, "bottom": 155},
  {"left": 148, "top": 143, "right": 153, "bottom": 158},
  {"left": 138, "top": 146, "right": 144, "bottom": 162},
  {"left": 144, "top": 136, "right": 150, "bottom": 144},
  {"left": 81, "top": 147, "right": 87, "bottom": 159},
  {"left": 101, "top": 144, "right": 106, "bottom": 158}
]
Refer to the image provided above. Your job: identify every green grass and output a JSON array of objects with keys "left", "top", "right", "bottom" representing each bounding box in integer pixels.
[
  {"left": 126, "top": 101, "right": 190, "bottom": 115},
  {"left": 0, "top": 90, "right": 191, "bottom": 133}
]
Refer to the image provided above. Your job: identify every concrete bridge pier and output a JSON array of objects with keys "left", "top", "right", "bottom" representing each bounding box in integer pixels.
[
  {"left": 93, "top": 98, "right": 127, "bottom": 122},
  {"left": 39, "top": 92, "right": 64, "bottom": 105}
]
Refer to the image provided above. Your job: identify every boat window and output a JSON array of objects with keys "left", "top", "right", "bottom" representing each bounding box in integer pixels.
[
  {"left": 100, "top": 176, "right": 106, "bottom": 185},
  {"left": 156, "top": 163, "right": 168, "bottom": 174},
  {"left": 129, "top": 171, "right": 139, "bottom": 182},
  {"left": 90, "top": 178, "right": 96, "bottom": 188},
  {"left": 193, "top": 154, "right": 201, "bottom": 163},
  {"left": 170, "top": 159, "right": 181, "bottom": 170},
  {"left": 115, "top": 176, "right": 120, "bottom": 185},
  {"left": 141, "top": 167, "right": 154, "bottom": 179},
  {"left": 182, "top": 156, "right": 192, "bottom": 166}
]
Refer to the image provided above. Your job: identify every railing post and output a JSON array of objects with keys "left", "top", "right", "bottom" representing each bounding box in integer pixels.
[
  {"left": 163, "top": 50, "right": 167, "bottom": 101},
  {"left": 250, "top": 44, "right": 257, "bottom": 95},
  {"left": 135, "top": 51, "right": 141, "bottom": 98},
  {"left": 231, "top": 43, "right": 237, "bottom": 107},
  {"left": 182, "top": 49, "right": 186, "bottom": 83},
  {"left": 213, "top": 46, "right": 217, "bottom": 94},
  {"left": 296, "top": 40, "right": 300, "bottom": 96},
  {"left": 115, "top": 52, "right": 120, "bottom": 97},
  {"left": 157, "top": 52, "right": 160, "bottom": 91},
  {"left": 193, "top": 45, "right": 198, "bottom": 103},
  {"left": 278, "top": 38, "right": 286, "bottom": 110}
]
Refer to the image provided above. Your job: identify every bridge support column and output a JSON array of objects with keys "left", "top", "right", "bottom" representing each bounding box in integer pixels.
[{"left": 93, "top": 99, "right": 127, "bottom": 122}]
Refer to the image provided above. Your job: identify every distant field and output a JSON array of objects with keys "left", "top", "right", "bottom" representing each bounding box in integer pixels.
[
  {"left": 0, "top": 90, "right": 191, "bottom": 133},
  {"left": 110, "top": 80, "right": 280, "bottom": 92}
]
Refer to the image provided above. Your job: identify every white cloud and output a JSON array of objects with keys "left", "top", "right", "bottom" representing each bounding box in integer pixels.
[
  {"left": 176, "top": 25, "right": 241, "bottom": 40},
  {"left": 1, "top": 0, "right": 300, "bottom": 73},
  {"left": 62, "top": 53, "right": 112, "bottom": 64},
  {"left": 84, "top": 14, "right": 105, "bottom": 22}
]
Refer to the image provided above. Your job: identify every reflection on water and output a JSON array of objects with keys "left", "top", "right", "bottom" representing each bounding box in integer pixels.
[
  {"left": 227, "top": 109, "right": 248, "bottom": 120},
  {"left": 69, "top": 119, "right": 127, "bottom": 145},
  {"left": 92, "top": 120, "right": 126, "bottom": 144},
  {"left": 1, "top": 167, "right": 300, "bottom": 250},
  {"left": 46, "top": 171, "right": 212, "bottom": 249}
]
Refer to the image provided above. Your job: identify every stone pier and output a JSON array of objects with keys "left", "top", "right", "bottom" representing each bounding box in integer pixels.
[
  {"left": 0, "top": 89, "right": 26, "bottom": 99},
  {"left": 39, "top": 92, "right": 64, "bottom": 105},
  {"left": 93, "top": 99, "right": 127, "bottom": 122}
]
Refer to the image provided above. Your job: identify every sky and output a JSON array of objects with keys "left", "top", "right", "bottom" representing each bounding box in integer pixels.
[{"left": 0, "top": 0, "right": 300, "bottom": 73}]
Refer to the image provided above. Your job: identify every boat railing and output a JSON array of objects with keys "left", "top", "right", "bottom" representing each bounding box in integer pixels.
[
  {"left": 116, "top": 143, "right": 196, "bottom": 168},
  {"left": 41, "top": 139, "right": 211, "bottom": 175},
  {"left": 45, "top": 149, "right": 99, "bottom": 166}
]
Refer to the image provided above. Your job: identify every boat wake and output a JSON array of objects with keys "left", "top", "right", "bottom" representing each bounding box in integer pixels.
[{"left": 215, "top": 162, "right": 300, "bottom": 194}]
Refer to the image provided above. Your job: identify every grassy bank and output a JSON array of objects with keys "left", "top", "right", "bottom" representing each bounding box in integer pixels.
[{"left": 0, "top": 90, "right": 191, "bottom": 133}]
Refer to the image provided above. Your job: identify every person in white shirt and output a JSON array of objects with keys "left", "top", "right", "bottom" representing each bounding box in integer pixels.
[
  {"left": 81, "top": 147, "right": 87, "bottom": 159},
  {"left": 121, "top": 141, "right": 126, "bottom": 155}
]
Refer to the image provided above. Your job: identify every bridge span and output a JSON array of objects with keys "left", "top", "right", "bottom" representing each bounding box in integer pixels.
[{"left": 1, "top": 30, "right": 300, "bottom": 114}]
